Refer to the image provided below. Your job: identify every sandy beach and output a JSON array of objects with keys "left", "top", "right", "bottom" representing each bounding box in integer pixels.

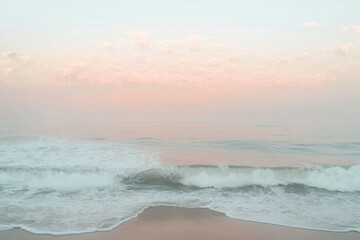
[{"left": 1, "top": 206, "right": 359, "bottom": 240}]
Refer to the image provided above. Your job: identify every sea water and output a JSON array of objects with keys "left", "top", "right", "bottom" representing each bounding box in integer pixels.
[{"left": 0, "top": 122, "right": 359, "bottom": 235}]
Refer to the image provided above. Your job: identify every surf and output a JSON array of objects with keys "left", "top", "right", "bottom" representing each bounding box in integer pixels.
[{"left": 1, "top": 136, "right": 360, "bottom": 234}]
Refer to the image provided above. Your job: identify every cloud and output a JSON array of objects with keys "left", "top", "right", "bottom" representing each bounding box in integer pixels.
[
  {"left": 129, "top": 54, "right": 153, "bottom": 64},
  {"left": 0, "top": 33, "right": 348, "bottom": 90},
  {"left": 228, "top": 53, "right": 241, "bottom": 62},
  {"left": 337, "top": 43, "right": 357, "bottom": 56},
  {"left": 206, "top": 58, "right": 222, "bottom": 67},
  {"left": 293, "top": 52, "right": 309, "bottom": 61},
  {"left": 2, "top": 52, "right": 31, "bottom": 64},
  {"left": 3, "top": 67, "right": 14, "bottom": 77},
  {"left": 3, "top": 52, "right": 20, "bottom": 60},
  {"left": 211, "top": 43, "right": 234, "bottom": 52},
  {"left": 186, "top": 35, "right": 206, "bottom": 50},
  {"left": 55, "top": 64, "right": 87, "bottom": 80},
  {"left": 20, "top": 55, "right": 31, "bottom": 62},
  {"left": 53, "top": 63, "right": 136, "bottom": 86},
  {"left": 158, "top": 40, "right": 182, "bottom": 53},
  {"left": 353, "top": 25, "right": 360, "bottom": 33},
  {"left": 1, "top": 52, "right": 32, "bottom": 81},
  {"left": 340, "top": 25, "right": 360, "bottom": 33},
  {"left": 103, "top": 42, "right": 121, "bottom": 51},
  {"left": 302, "top": 22, "right": 321, "bottom": 29},
  {"left": 127, "top": 31, "right": 151, "bottom": 49}
]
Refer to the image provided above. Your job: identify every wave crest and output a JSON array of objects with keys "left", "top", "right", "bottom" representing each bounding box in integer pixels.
[{"left": 130, "top": 165, "right": 360, "bottom": 192}]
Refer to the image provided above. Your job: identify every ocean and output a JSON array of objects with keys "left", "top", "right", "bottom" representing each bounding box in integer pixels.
[{"left": 0, "top": 122, "right": 359, "bottom": 235}]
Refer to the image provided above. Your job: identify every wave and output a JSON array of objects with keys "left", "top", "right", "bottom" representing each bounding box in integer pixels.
[
  {"left": 129, "top": 165, "right": 360, "bottom": 192},
  {"left": 3, "top": 164, "right": 359, "bottom": 192},
  {"left": 1, "top": 164, "right": 359, "bottom": 234},
  {"left": 1, "top": 135, "right": 360, "bottom": 234}
]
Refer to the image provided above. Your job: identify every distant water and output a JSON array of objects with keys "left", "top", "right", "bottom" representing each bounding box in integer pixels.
[{"left": 0, "top": 122, "right": 359, "bottom": 235}]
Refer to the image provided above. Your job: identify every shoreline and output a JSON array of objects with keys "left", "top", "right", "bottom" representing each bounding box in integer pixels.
[{"left": 1, "top": 206, "right": 359, "bottom": 240}]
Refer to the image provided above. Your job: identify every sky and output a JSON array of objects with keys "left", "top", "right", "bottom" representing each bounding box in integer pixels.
[{"left": 0, "top": 0, "right": 360, "bottom": 124}]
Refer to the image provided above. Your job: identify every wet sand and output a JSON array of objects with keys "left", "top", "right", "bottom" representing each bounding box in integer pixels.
[{"left": 1, "top": 206, "right": 359, "bottom": 240}]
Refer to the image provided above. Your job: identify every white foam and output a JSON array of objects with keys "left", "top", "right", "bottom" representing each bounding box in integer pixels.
[
  {"left": 178, "top": 167, "right": 281, "bottom": 188},
  {"left": 0, "top": 168, "right": 117, "bottom": 190},
  {"left": 175, "top": 165, "right": 360, "bottom": 192},
  {"left": 305, "top": 165, "right": 360, "bottom": 191}
]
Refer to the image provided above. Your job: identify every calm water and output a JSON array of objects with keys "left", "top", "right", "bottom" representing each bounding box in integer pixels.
[{"left": 0, "top": 122, "right": 359, "bottom": 234}]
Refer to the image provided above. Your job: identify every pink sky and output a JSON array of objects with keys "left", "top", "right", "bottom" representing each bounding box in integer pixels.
[{"left": 0, "top": 1, "right": 360, "bottom": 124}]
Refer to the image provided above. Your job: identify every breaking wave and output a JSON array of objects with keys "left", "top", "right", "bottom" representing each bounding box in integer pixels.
[
  {"left": 129, "top": 165, "right": 360, "bottom": 192},
  {"left": 1, "top": 164, "right": 359, "bottom": 192}
]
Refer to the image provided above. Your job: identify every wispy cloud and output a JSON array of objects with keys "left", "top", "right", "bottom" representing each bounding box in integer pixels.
[
  {"left": 341, "top": 25, "right": 360, "bottom": 33},
  {"left": 3, "top": 67, "right": 15, "bottom": 77},
  {"left": 352, "top": 25, "right": 360, "bottom": 33},
  {"left": 337, "top": 42, "right": 357, "bottom": 57},
  {"left": 206, "top": 58, "right": 222, "bottom": 67},
  {"left": 127, "top": 31, "right": 151, "bottom": 49},
  {"left": 2, "top": 32, "right": 355, "bottom": 89},
  {"left": 103, "top": 42, "right": 121, "bottom": 51},
  {"left": 2, "top": 51, "right": 31, "bottom": 64},
  {"left": 158, "top": 40, "right": 182, "bottom": 54},
  {"left": 186, "top": 35, "right": 206, "bottom": 50}
]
